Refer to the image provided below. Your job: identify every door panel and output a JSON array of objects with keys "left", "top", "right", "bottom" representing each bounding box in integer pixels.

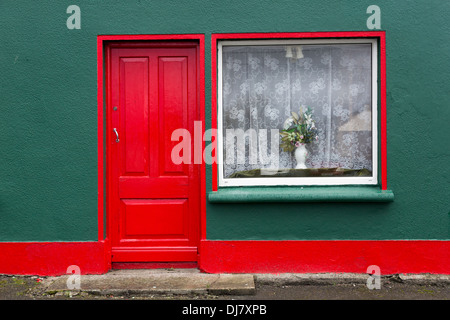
[
  {"left": 121, "top": 199, "right": 188, "bottom": 238},
  {"left": 159, "top": 57, "right": 188, "bottom": 176},
  {"left": 108, "top": 43, "right": 199, "bottom": 262},
  {"left": 120, "top": 57, "right": 149, "bottom": 176}
]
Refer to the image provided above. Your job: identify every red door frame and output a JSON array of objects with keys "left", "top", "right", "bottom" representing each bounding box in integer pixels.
[{"left": 97, "top": 34, "right": 206, "bottom": 267}]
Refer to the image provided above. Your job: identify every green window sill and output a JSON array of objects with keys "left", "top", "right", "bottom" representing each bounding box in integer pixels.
[{"left": 207, "top": 186, "right": 394, "bottom": 203}]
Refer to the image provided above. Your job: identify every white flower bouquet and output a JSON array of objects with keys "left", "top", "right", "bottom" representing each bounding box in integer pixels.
[{"left": 280, "top": 106, "right": 318, "bottom": 153}]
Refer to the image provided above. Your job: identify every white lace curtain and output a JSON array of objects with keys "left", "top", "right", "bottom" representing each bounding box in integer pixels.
[{"left": 222, "top": 43, "right": 373, "bottom": 178}]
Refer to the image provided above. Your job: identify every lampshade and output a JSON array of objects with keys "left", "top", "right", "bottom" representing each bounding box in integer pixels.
[
  {"left": 296, "top": 45, "right": 304, "bottom": 59},
  {"left": 285, "top": 46, "right": 293, "bottom": 58}
]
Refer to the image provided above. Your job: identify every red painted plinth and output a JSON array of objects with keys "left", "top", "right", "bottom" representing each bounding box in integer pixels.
[
  {"left": 1, "top": 240, "right": 448, "bottom": 275},
  {"left": 199, "top": 240, "right": 450, "bottom": 274},
  {"left": 0, "top": 242, "right": 109, "bottom": 276}
]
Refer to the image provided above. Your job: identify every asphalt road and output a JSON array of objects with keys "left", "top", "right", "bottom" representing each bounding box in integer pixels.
[
  {"left": 0, "top": 274, "right": 448, "bottom": 300},
  {"left": 1, "top": 274, "right": 448, "bottom": 319}
]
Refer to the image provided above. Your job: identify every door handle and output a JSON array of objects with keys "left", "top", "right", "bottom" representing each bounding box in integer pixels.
[{"left": 113, "top": 128, "right": 120, "bottom": 143}]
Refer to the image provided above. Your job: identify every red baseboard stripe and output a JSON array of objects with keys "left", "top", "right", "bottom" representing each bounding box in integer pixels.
[
  {"left": 199, "top": 240, "right": 449, "bottom": 274},
  {"left": 0, "top": 242, "right": 109, "bottom": 276},
  {"left": 1, "top": 240, "right": 448, "bottom": 275}
]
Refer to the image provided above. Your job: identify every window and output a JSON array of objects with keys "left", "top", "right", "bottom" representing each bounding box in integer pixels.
[{"left": 217, "top": 38, "right": 378, "bottom": 187}]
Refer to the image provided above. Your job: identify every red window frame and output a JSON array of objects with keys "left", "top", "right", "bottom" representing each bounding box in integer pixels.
[{"left": 211, "top": 31, "right": 387, "bottom": 191}]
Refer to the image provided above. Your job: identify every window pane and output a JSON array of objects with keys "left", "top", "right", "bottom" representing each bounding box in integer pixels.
[{"left": 222, "top": 43, "right": 373, "bottom": 179}]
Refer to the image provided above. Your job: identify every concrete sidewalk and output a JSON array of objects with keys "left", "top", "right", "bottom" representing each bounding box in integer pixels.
[
  {"left": 38, "top": 269, "right": 449, "bottom": 298},
  {"left": 42, "top": 269, "right": 255, "bottom": 296},
  {"left": 1, "top": 269, "right": 449, "bottom": 300}
]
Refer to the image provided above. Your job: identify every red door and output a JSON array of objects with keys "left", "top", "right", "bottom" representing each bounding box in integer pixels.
[{"left": 108, "top": 42, "right": 200, "bottom": 262}]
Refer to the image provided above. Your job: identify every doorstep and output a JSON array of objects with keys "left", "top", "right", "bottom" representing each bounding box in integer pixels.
[{"left": 42, "top": 269, "right": 255, "bottom": 296}]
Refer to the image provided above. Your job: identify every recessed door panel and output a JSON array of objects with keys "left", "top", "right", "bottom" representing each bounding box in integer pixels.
[
  {"left": 121, "top": 199, "right": 188, "bottom": 238},
  {"left": 120, "top": 57, "right": 149, "bottom": 176},
  {"left": 159, "top": 57, "right": 188, "bottom": 176}
]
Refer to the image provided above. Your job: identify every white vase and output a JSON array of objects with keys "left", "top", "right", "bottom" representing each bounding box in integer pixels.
[{"left": 294, "top": 144, "right": 308, "bottom": 169}]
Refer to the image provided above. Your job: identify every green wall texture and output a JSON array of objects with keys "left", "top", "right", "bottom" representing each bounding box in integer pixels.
[{"left": 0, "top": 1, "right": 449, "bottom": 241}]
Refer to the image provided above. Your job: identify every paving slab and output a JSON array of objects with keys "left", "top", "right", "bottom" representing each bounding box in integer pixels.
[
  {"left": 42, "top": 270, "right": 255, "bottom": 296},
  {"left": 208, "top": 274, "right": 256, "bottom": 295},
  {"left": 255, "top": 273, "right": 450, "bottom": 286}
]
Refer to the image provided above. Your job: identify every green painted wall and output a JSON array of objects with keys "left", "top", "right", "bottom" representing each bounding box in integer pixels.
[{"left": 0, "top": 0, "right": 449, "bottom": 241}]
